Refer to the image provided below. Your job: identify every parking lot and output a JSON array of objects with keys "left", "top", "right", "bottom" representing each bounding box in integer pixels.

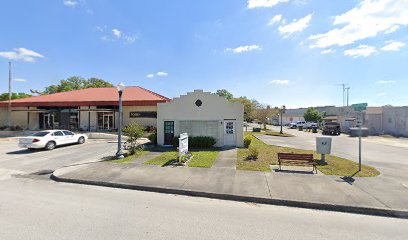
[{"left": 0, "top": 139, "right": 117, "bottom": 180}]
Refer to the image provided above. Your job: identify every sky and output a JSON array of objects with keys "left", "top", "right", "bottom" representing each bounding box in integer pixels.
[{"left": 0, "top": 0, "right": 407, "bottom": 108}]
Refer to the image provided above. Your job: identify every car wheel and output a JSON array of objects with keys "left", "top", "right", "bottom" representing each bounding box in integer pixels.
[
  {"left": 78, "top": 136, "right": 85, "bottom": 144},
  {"left": 45, "top": 141, "right": 56, "bottom": 150}
]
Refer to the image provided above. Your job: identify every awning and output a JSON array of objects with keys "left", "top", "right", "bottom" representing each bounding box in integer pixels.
[{"left": 323, "top": 116, "right": 338, "bottom": 121}]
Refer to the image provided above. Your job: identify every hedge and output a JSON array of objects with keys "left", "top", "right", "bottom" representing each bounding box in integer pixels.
[{"left": 172, "top": 136, "right": 216, "bottom": 148}]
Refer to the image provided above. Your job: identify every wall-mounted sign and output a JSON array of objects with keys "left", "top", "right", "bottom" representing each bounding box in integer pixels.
[{"left": 129, "top": 111, "right": 157, "bottom": 118}]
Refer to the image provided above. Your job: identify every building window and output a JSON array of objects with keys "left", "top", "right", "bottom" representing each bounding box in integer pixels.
[{"left": 195, "top": 99, "right": 202, "bottom": 107}]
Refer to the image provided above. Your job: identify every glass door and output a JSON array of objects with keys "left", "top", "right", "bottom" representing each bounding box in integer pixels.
[{"left": 98, "top": 112, "right": 114, "bottom": 130}]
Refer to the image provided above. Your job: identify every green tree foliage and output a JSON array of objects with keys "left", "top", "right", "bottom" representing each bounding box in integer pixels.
[
  {"left": 0, "top": 92, "right": 32, "bottom": 101},
  {"left": 123, "top": 121, "right": 145, "bottom": 154},
  {"left": 216, "top": 89, "right": 234, "bottom": 100},
  {"left": 304, "top": 107, "right": 322, "bottom": 122},
  {"left": 231, "top": 97, "right": 259, "bottom": 121},
  {"left": 43, "top": 76, "right": 113, "bottom": 94}
]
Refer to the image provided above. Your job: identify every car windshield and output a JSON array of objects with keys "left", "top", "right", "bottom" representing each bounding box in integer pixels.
[{"left": 31, "top": 131, "right": 50, "bottom": 137}]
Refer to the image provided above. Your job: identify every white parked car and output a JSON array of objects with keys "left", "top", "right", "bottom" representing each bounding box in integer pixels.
[
  {"left": 290, "top": 121, "right": 306, "bottom": 129},
  {"left": 306, "top": 122, "right": 318, "bottom": 128},
  {"left": 18, "top": 130, "right": 87, "bottom": 150}
]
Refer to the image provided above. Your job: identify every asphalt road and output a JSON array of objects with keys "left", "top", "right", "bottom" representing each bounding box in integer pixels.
[
  {"left": 0, "top": 139, "right": 117, "bottom": 180},
  {"left": 0, "top": 177, "right": 407, "bottom": 240}
]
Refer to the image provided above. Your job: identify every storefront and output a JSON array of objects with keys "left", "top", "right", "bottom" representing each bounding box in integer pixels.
[
  {"left": 157, "top": 90, "right": 244, "bottom": 147},
  {"left": 0, "top": 87, "right": 169, "bottom": 131}
]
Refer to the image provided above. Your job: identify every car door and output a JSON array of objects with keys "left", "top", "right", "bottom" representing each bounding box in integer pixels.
[
  {"left": 51, "top": 131, "right": 65, "bottom": 145},
  {"left": 63, "top": 131, "right": 76, "bottom": 144}
]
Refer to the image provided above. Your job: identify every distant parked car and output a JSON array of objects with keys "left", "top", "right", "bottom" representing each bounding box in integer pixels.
[
  {"left": 322, "top": 122, "right": 341, "bottom": 135},
  {"left": 18, "top": 130, "right": 87, "bottom": 150},
  {"left": 306, "top": 122, "right": 318, "bottom": 129},
  {"left": 290, "top": 121, "right": 306, "bottom": 129}
]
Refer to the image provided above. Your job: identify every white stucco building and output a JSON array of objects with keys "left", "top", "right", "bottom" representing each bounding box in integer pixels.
[{"left": 157, "top": 90, "right": 244, "bottom": 147}]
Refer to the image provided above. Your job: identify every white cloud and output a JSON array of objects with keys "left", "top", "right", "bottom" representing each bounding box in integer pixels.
[
  {"left": 63, "top": 0, "right": 78, "bottom": 7},
  {"left": 380, "top": 41, "right": 405, "bottom": 52},
  {"left": 278, "top": 13, "right": 313, "bottom": 36},
  {"left": 268, "top": 14, "right": 282, "bottom": 25},
  {"left": 224, "top": 45, "right": 261, "bottom": 54},
  {"left": 156, "top": 72, "right": 168, "bottom": 77},
  {"left": 13, "top": 78, "right": 27, "bottom": 82},
  {"left": 0, "top": 48, "right": 44, "bottom": 62},
  {"left": 146, "top": 74, "right": 154, "bottom": 78},
  {"left": 309, "top": 0, "right": 408, "bottom": 48},
  {"left": 112, "top": 29, "right": 121, "bottom": 38},
  {"left": 377, "top": 92, "right": 387, "bottom": 97},
  {"left": 123, "top": 35, "right": 137, "bottom": 44},
  {"left": 247, "top": 0, "right": 289, "bottom": 9},
  {"left": 321, "top": 49, "right": 335, "bottom": 54},
  {"left": 376, "top": 80, "right": 396, "bottom": 84},
  {"left": 344, "top": 45, "right": 377, "bottom": 58},
  {"left": 269, "top": 79, "right": 290, "bottom": 85}
]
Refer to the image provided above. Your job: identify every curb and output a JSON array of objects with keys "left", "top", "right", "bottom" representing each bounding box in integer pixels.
[{"left": 51, "top": 173, "right": 408, "bottom": 219}]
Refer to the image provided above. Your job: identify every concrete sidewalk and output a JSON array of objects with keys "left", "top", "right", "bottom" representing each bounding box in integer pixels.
[{"left": 52, "top": 159, "right": 408, "bottom": 219}]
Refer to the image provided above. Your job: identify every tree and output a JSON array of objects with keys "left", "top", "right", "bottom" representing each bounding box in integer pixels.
[
  {"left": 216, "top": 89, "right": 234, "bottom": 100},
  {"left": 304, "top": 107, "right": 322, "bottom": 122},
  {"left": 43, "top": 76, "right": 113, "bottom": 94},
  {"left": 123, "top": 121, "right": 145, "bottom": 154},
  {"left": 0, "top": 92, "right": 32, "bottom": 101},
  {"left": 231, "top": 96, "right": 256, "bottom": 121},
  {"left": 252, "top": 107, "right": 278, "bottom": 129}
]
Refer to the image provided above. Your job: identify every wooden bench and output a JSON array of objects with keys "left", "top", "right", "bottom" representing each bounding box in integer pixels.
[{"left": 277, "top": 153, "right": 317, "bottom": 173}]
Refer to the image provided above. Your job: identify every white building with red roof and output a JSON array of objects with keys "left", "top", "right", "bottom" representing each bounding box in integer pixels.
[{"left": 0, "top": 86, "right": 170, "bottom": 131}]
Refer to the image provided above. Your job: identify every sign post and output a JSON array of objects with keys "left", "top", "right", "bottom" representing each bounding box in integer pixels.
[
  {"left": 352, "top": 103, "right": 367, "bottom": 172},
  {"left": 178, "top": 133, "right": 189, "bottom": 163}
]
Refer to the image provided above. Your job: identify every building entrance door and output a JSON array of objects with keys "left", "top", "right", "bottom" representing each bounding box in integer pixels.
[
  {"left": 44, "top": 113, "right": 55, "bottom": 129},
  {"left": 164, "top": 121, "right": 174, "bottom": 145},
  {"left": 223, "top": 120, "right": 236, "bottom": 146},
  {"left": 98, "top": 112, "right": 114, "bottom": 130}
]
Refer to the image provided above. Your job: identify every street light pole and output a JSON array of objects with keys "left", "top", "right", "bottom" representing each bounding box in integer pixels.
[
  {"left": 280, "top": 105, "right": 286, "bottom": 134},
  {"left": 8, "top": 62, "right": 12, "bottom": 127},
  {"left": 116, "top": 83, "right": 126, "bottom": 159}
]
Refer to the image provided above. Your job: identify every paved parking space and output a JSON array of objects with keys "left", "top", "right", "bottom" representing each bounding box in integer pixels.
[{"left": 0, "top": 139, "right": 117, "bottom": 179}]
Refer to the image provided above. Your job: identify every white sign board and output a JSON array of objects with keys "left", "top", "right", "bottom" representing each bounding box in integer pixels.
[
  {"left": 316, "top": 137, "right": 332, "bottom": 154},
  {"left": 179, "top": 133, "right": 189, "bottom": 158}
]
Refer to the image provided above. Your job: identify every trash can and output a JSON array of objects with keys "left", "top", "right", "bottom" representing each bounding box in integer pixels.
[
  {"left": 298, "top": 126, "right": 303, "bottom": 131},
  {"left": 312, "top": 126, "right": 318, "bottom": 133}
]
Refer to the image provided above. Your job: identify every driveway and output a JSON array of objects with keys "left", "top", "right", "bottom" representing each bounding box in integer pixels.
[{"left": 0, "top": 139, "right": 117, "bottom": 180}]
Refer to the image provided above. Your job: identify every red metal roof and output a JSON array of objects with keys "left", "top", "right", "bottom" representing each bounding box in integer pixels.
[{"left": 0, "top": 86, "right": 170, "bottom": 107}]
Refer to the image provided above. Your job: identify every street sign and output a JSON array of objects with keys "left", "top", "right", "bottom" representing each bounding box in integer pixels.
[{"left": 351, "top": 103, "right": 368, "bottom": 112}]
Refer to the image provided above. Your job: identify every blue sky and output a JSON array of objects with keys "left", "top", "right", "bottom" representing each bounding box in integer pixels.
[{"left": 0, "top": 0, "right": 407, "bottom": 108}]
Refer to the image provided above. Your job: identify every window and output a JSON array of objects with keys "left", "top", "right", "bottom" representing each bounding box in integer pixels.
[
  {"left": 180, "top": 121, "right": 218, "bottom": 139},
  {"left": 32, "top": 131, "right": 50, "bottom": 137},
  {"left": 52, "top": 131, "right": 64, "bottom": 136},
  {"left": 63, "top": 131, "right": 74, "bottom": 136}
]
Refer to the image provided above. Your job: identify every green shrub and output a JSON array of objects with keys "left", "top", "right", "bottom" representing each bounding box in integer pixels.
[
  {"left": 243, "top": 136, "right": 252, "bottom": 148},
  {"left": 148, "top": 133, "right": 157, "bottom": 145},
  {"left": 123, "top": 122, "right": 145, "bottom": 150},
  {"left": 248, "top": 146, "right": 259, "bottom": 160},
  {"left": 172, "top": 136, "right": 216, "bottom": 148}
]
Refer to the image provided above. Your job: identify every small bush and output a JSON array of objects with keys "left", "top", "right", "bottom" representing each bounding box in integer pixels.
[
  {"left": 148, "top": 133, "right": 157, "bottom": 145},
  {"left": 172, "top": 136, "right": 216, "bottom": 148},
  {"left": 123, "top": 122, "right": 145, "bottom": 150},
  {"left": 145, "top": 125, "right": 157, "bottom": 133},
  {"left": 243, "top": 136, "right": 252, "bottom": 148},
  {"left": 247, "top": 146, "right": 259, "bottom": 160}
]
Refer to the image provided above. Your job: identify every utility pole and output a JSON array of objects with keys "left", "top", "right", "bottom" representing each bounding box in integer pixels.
[
  {"left": 8, "top": 62, "right": 12, "bottom": 127},
  {"left": 342, "top": 83, "right": 346, "bottom": 107},
  {"left": 346, "top": 87, "right": 350, "bottom": 107}
]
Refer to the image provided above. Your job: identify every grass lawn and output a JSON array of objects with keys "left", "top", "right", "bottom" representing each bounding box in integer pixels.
[
  {"left": 109, "top": 150, "right": 150, "bottom": 163},
  {"left": 264, "top": 131, "right": 294, "bottom": 137},
  {"left": 237, "top": 133, "right": 380, "bottom": 177},
  {"left": 144, "top": 148, "right": 220, "bottom": 168}
]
